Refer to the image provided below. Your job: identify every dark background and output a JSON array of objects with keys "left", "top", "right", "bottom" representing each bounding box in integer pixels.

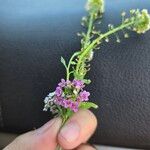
[{"left": 0, "top": 0, "right": 150, "bottom": 149}]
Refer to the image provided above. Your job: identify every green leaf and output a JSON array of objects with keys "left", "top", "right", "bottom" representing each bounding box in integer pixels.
[
  {"left": 79, "top": 102, "right": 98, "bottom": 109},
  {"left": 69, "top": 71, "right": 74, "bottom": 75},
  {"left": 71, "top": 61, "right": 76, "bottom": 65},
  {"left": 83, "top": 79, "right": 91, "bottom": 84},
  {"left": 61, "top": 56, "right": 67, "bottom": 69}
]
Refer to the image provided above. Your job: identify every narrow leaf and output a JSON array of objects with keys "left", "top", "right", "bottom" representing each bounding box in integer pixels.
[
  {"left": 83, "top": 79, "right": 91, "bottom": 84},
  {"left": 61, "top": 56, "right": 67, "bottom": 69},
  {"left": 71, "top": 61, "right": 76, "bottom": 65},
  {"left": 79, "top": 102, "right": 98, "bottom": 109}
]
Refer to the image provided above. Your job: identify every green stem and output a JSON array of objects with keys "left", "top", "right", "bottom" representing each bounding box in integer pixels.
[
  {"left": 66, "top": 52, "right": 80, "bottom": 80},
  {"left": 83, "top": 13, "right": 94, "bottom": 49},
  {"left": 56, "top": 117, "right": 68, "bottom": 150},
  {"left": 66, "top": 13, "right": 95, "bottom": 80},
  {"left": 75, "top": 21, "right": 134, "bottom": 74},
  {"left": 56, "top": 145, "right": 62, "bottom": 150}
]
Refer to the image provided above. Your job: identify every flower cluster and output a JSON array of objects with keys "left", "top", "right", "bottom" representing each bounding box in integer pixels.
[
  {"left": 126, "top": 9, "right": 150, "bottom": 34},
  {"left": 86, "top": 0, "right": 104, "bottom": 14},
  {"left": 44, "top": 79, "right": 90, "bottom": 113},
  {"left": 133, "top": 9, "right": 150, "bottom": 34}
]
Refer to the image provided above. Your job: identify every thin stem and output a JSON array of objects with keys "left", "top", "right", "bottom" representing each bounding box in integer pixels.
[
  {"left": 56, "top": 117, "right": 68, "bottom": 150},
  {"left": 83, "top": 13, "right": 94, "bottom": 49},
  {"left": 66, "top": 52, "right": 80, "bottom": 80},
  {"left": 75, "top": 21, "right": 134, "bottom": 74},
  {"left": 66, "top": 13, "right": 94, "bottom": 81},
  {"left": 56, "top": 145, "right": 62, "bottom": 150},
  {"left": 72, "top": 13, "right": 94, "bottom": 78}
]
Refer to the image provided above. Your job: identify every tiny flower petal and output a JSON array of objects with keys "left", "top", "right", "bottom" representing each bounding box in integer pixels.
[
  {"left": 45, "top": 78, "right": 91, "bottom": 114},
  {"left": 54, "top": 96, "right": 63, "bottom": 105},
  {"left": 79, "top": 90, "right": 90, "bottom": 101},
  {"left": 70, "top": 102, "right": 79, "bottom": 112},
  {"left": 66, "top": 99, "right": 73, "bottom": 107},
  {"left": 66, "top": 80, "right": 71, "bottom": 85},
  {"left": 55, "top": 87, "right": 62, "bottom": 96},
  {"left": 58, "top": 79, "right": 66, "bottom": 87},
  {"left": 62, "top": 99, "right": 69, "bottom": 108},
  {"left": 73, "top": 79, "right": 85, "bottom": 89}
]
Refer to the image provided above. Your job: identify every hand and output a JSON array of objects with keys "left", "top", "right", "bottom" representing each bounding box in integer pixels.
[{"left": 4, "top": 109, "right": 97, "bottom": 150}]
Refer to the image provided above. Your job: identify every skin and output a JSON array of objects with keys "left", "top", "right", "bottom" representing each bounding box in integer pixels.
[{"left": 4, "top": 109, "right": 97, "bottom": 150}]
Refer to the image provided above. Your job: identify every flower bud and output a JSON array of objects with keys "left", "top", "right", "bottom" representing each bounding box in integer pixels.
[
  {"left": 133, "top": 9, "right": 150, "bottom": 34},
  {"left": 86, "top": 0, "right": 105, "bottom": 14}
]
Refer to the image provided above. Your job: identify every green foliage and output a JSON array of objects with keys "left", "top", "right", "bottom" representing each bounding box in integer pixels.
[
  {"left": 60, "top": 2, "right": 150, "bottom": 110},
  {"left": 59, "top": 3, "right": 150, "bottom": 115},
  {"left": 61, "top": 56, "right": 67, "bottom": 69},
  {"left": 60, "top": 4, "right": 150, "bottom": 120},
  {"left": 83, "top": 79, "right": 91, "bottom": 84},
  {"left": 80, "top": 102, "right": 98, "bottom": 109},
  {"left": 74, "top": 9, "right": 150, "bottom": 81}
]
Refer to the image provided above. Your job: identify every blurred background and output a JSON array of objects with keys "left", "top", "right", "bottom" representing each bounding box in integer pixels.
[{"left": 0, "top": 0, "right": 150, "bottom": 149}]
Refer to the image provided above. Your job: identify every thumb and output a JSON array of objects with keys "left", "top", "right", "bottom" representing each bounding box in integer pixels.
[{"left": 4, "top": 118, "right": 62, "bottom": 150}]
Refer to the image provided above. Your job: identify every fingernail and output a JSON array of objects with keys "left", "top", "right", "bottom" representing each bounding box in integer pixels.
[
  {"left": 59, "top": 121, "right": 80, "bottom": 142},
  {"left": 36, "top": 118, "right": 58, "bottom": 134}
]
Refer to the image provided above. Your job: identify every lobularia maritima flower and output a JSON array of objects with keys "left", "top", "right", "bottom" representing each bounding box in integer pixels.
[{"left": 44, "top": 79, "right": 90, "bottom": 113}]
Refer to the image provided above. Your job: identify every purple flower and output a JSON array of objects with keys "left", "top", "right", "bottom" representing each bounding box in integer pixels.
[
  {"left": 71, "top": 102, "right": 79, "bottom": 112},
  {"left": 62, "top": 99, "right": 69, "bottom": 108},
  {"left": 52, "top": 79, "right": 90, "bottom": 112},
  {"left": 66, "top": 80, "right": 71, "bottom": 85},
  {"left": 73, "top": 79, "right": 85, "bottom": 89},
  {"left": 79, "top": 90, "right": 90, "bottom": 101},
  {"left": 58, "top": 79, "right": 66, "bottom": 87},
  {"left": 62, "top": 99, "right": 74, "bottom": 109},
  {"left": 54, "top": 96, "right": 63, "bottom": 105},
  {"left": 59, "top": 99, "right": 79, "bottom": 112},
  {"left": 66, "top": 99, "right": 72, "bottom": 107},
  {"left": 55, "top": 87, "right": 62, "bottom": 96}
]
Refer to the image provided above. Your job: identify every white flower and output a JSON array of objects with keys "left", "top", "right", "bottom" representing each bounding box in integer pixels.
[
  {"left": 86, "top": 0, "right": 105, "bottom": 14},
  {"left": 133, "top": 9, "right": 150, "bottom": 34}
]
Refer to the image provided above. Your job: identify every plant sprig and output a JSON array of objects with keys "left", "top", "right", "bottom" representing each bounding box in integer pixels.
[
  {"left": 70, "top": 9, "right": 150, "bottom": 81},
  {"left": 66, "top": 0, "right": 105, "bottom": 81},
  {"left": 44, "top": 0, "right": 150, "bottom": 125},
  {"left": 43, "top": 1, "right": 150, "bottom": 149}
]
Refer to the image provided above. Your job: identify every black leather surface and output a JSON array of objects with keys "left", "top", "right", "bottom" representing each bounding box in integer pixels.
[{"left": 0, "top": 0, "right": 150, "bottom": 149}]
